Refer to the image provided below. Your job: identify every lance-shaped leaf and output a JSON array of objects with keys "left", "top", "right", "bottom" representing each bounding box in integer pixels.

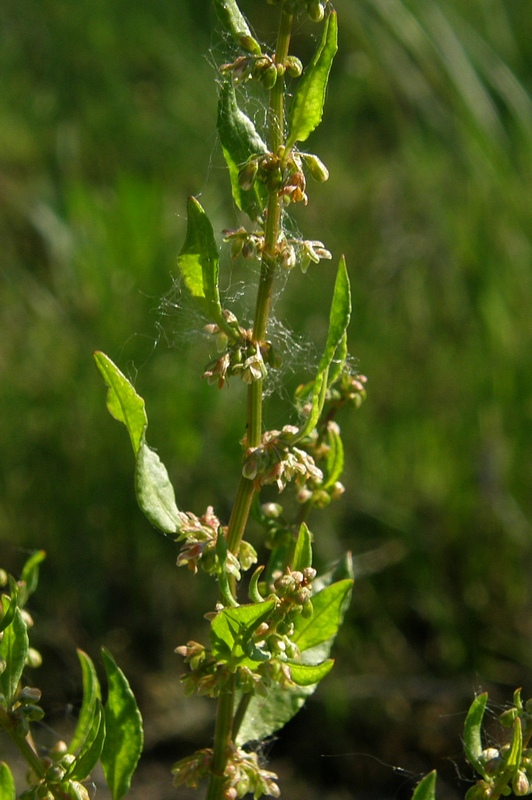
[
  {"left": 19, "top": 550, "right": 46, "bottom": 607},
  {"left": 292, "top": 256, "right": 351, "bottom": 443},
  {"left": 69, "top": 650, "right": 102, "bottom": 755},
  {"left": 412, "top": 771, "right": 437, "bottom": 800},
  {"left": 177, "top": 196, "right": 225, "bottom": 323},
  {"left": 463, "top": 692, "right": 489, "bottom": 777},
  {"left": 0, "top": 579, "right": 18, "bottom": 634},
  {"left": 236, "top": 575, "right": 353, "bottom": 745},
  {"left": 324, "top": 422, "right": 344, "bottom": 489},
  {"left": 0, "top": 762, "right": 16, "bottom": 800},
  {"left": 286, "top": 11, "right": 338, "bottom": 149},
  {"left": 94, "top": 352, "right": 183, "bottom": 535},
  {"left": 101, "top": 648, "right": 143, "bottom": 800},
  {"left": 0, "top": 603, "right": 28, "bottom": 707},
  {"left": 288, "top": 659, "right": 334, "bottom": 687},
  {"left": 211, "top": 600, "right": 277, "bottom": 668},
  {"left": 291, "top": 523, "right": 313, "bottom": 572},
  {"left": 217, "top": 80, "right": 268, "bottom": 221},
  {"left": 65, "top": 700, "right": 105, "bottom": 782},
  {"left": 505, "top": 716, "right": 523, "bottom": 771},
  {"left": 214, "top": 0, "right": 261, "bottom": 54}
]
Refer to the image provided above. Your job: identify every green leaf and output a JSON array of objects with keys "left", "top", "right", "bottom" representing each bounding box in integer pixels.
[
  {"left": 292, "top": 257, "right": 351, "bottom": 441},
  {"left": 213, "top": 0, "right": 261, "bottom": 54},
  {"left": 291, "top": 523, "right": 313, "bottom": 572},
  {"left": 505, "top": 717, "right": 523, "bottom": 770},
  {"left": 0, "top": 604, "right": 29, "bottom": 706},
  {"left": 412, "top": 771, "right": 437, "bottom": 800},
  {"left": 327, "top": 329, "right": 348, "bottom": 388},
  {"left": 66, "top": 701, "right": 106, "bottom": 782},
  {"left": 463, "top": 692, "right": 489, "bottom": 777},
  {"left": 217, "top": 81, "right": 268, "bottom": 221},
  {"left": 0, "top": 580, "right": 18, "bottom": 634},
  {"left": 177, "top": 196, "right": 224, "bottom": 323},
  {"left": 101, "top": 648, "right": 143, "bottom": 800},
  {"left": 93, "top": 352, "right": 147, "bottom": 456},
  {"left": 134, "top": 440, "right": 183, "bottom": 535},
  {"left": 69, "top": 650, "right": 102, "bottom": 755},
  {"left": 19, "top": 550, "right": 46, "bottom": 606},
  {"left": 286, "top": 10, "right": 338, "bottom": 149},
  {"left": 211, "top": 600, "right": 277, "bottom": 667},
  {"left": 235, "top": 683, "right": 314, "bottom": 746},
  {"left": 0, "top": 762, "right": 16, "bottom": 800},
  {"left": 292, "top": 579, "right": 353, "bottom": 652},
  {"left": 288, "top": 658, "right": 334, "bottom": 687},
  {"left": 324, "top": 422, "right": 344, "bottom": 489},
  {"left": 94, "top": 353, "right": 183, "bottom": 535}
]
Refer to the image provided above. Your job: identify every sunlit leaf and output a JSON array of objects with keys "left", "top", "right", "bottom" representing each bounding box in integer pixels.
[
  {"left": 213, "top": 0, "right": 261, "bottom": 54},
  {"left": 69, "top": 650, "right": 102, "bottom": 755},
  {"left": 287, "top": 11, "right": 338, "bottom": 148},
  {"left": 291, "top": 523, "right": 313, "bottom": 572},
  {"left": 135, "top": 440, "right": 183, "bottom": 534},
  {"left": 412, "top": 770, "right": 437, "bottom": 800},
  {"left": 94, "top": 352, "right": 183, "bottom": 535},
  {"left": 324, "top": 423, "right": 344, "bottom": 489},
  {"left": 66, "top": 700, "right": 105, "bottom": 782},
  {"left": 0, "top": 580, "right": 18, "bottom": 634},
  {"left": 93, "top": 352, "right": 147, "bottom": 456},
  {"left": 288, "top": 658, "right": 334, "bottom": 686},
  {"left": 177, "top": 196, "right": 224, "bottom": 325},
  {"left": 0, "top": 762, "right": 16, "bottom": 800},
  {"left": 19, "top": 550, "right": 46, "bottom": 606},
  {"left": 463, "top": 692, "right": 489, "bottom": 777},
  {"left": 101, "top": 648, "right": 143, "bottom": 800},
  {"left": 293, "top": 579, "right": 353, "bottom": 651},
  {"left": 217, "top": 81, "right": 268, "bottom": 220},
  {"left": 0, "top": 603, "right": 29, "bottom": 707},
  {"left": 506, "top": 717, "right": 523, "bottom": 770},
  {"left": 292, "top": 257, "right": 351, "bottom": 441},
  {"left": 211, "top": 600, "right": 277, "bottom": 667}
]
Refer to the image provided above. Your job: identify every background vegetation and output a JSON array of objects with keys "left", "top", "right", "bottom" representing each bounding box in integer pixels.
[{"left": 1, "top": 0, "right": 532, "bottom": 797}]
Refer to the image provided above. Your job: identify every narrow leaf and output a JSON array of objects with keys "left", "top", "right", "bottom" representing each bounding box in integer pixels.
[
  {"left": 412, "top": 771, "right": 437, "bottom": 800},
  {"left": 66, "top": 701, "right": 106, "bottom": 781},
  {"left": 0, "top": 581, "right": 18, "bottom": 634},
  {"left": 93, "top": 352, "right": 147, "bottom": 456},
  {"left": 213, "top": 0, "right": 261, "bottom": 54},
  {"left": 292, "top": 257, "right": 351, "bottom": 441},
  {"left": 287, "top": 11, "right": 338, "bottom": 148},
  {"left": 288, "top": 658, "right": 334, "bottom": 686},
  {"left": 463, "top": 692, "right": 489, "bottom": 776},
  {"left": 505, "top": 717, "right": 523, "bottom": 770},
  {"left": 19, "top": 550, "right": 46, "bottom": 606},
  {"left": 135, "top": 440, "right": 183, "bottom": 534},
  {"left": 217, "top": 81, "right": 268, "bottom": 220},
  {"left": 235, "top": 684, "right": 314, "bottom": 746},
  {"left": 0, "top": 762, "right": 16, "bottom": 800},
  {"left": 0, "top": 604, "right": 29, "bottom": 706},
  {"left": 211, "top": 600, "right": 277, "bottom": 666},
  {"left": 69, "top": 650, "right": 102, "bottom": 756},
  {"left": 101, "top": 648, "right": 143, "bottom": 800},
  {"left": 94, "top": 353, "right": 183, "bottom": 535},
  {"left": 177, "top": 196, "right": 223, "bottom": 322},
  {"left": 293, "top": 579, "right": 353, "bottom": 652},
  {"left": 292, "top": 523, "right": 313, "bottom": 572},
  {"left": 324, "top": 423, "right": 344, "bottom": 489}
]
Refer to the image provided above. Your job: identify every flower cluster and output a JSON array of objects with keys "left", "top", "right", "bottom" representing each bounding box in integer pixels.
[
  {"left": 223, "top": 225, "right": 331, "bottom": 274},
  {"left": 176, "top": 506, "right": 257, "bottom": 579},
  {"left": 242, "top": 425, "right": 323, "bottom": 492},
  {"left": 172, "top": 744, "right": 280, "bottom": 800}
]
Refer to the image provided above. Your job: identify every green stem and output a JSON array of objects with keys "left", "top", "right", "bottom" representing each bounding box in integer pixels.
[
  {"left": 207, "top": 10, "right": 294, "bottom": 800},
  {"left": 0, "top": 707, "right": 65, "bottom": 800},
  {"left": 206, "top": 680, "right": 236, "bottom": 800}
]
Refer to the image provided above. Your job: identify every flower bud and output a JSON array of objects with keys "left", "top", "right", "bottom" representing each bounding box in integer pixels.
[
  {"left": 513, "top": 771, "right": 531, "bottom": 796},
  {"left": 238, "top": 159, "right": 258, "bottom": 191},
  {"left": 261, "top": 64, "right": 278, "bottom": 89},
  {"left": 307, "top": 0, "right": 325, "bottom": 22},
  {"left": 285, "top": 56, "right": 303, "bottom": 78},
  {"left": 304, "top": 153, "right": 329, "bottom": 182}
]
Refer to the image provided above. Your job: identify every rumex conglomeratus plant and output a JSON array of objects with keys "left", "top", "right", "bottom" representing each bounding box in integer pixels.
[{"left": 94, "top": 1, "right": 365, "bottom": 798}]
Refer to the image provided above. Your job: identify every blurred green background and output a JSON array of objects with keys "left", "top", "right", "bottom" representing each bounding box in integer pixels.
[{"left": 1, "top": 0, "right": 532, "bottom": 797}]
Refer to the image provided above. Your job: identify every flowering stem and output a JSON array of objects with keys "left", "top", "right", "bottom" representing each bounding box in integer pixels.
[{"left": 208, "top": 10, "right": 294, "bottom": 800}]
